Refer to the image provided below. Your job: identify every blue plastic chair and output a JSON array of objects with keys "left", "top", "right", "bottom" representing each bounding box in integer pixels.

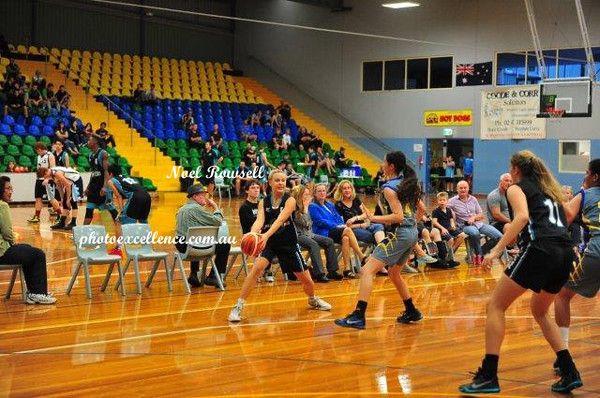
[
  {"left": 44, "top": 116, "right": 57, "bottom": 127},
  {"left": 42, "top": 125, "right": 53, "bottom": 136},
  {"left": 67, "top": 225, "right": 126, "bottom": 299},
  {"left": 28, "top": 125, "right": 41, "bottom": 137},
  {"left": 30, "top": 116, "right": 42, "bottom": 127},
  {"left": 13, "top": 124, "right": 26, "bottom": 136},
  {"left": 115, "top": 224, "right": 170, "bottom": 294},
  {"left": 0, "top": 124, "right": 11, "bottom": 135},
  {"left": 2, "top": 115, "right": 14, "bottom": 126}
]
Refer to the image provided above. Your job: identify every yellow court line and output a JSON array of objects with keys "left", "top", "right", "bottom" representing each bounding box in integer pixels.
[
  {"left": 47, "top": 257, "right": 77, "bottom": 266},
  {"left": 0, "top": 277, "right": 498, "bottom": 335},
  {"left": 9, "top": 314, "right": 600, "bottom": 355}
]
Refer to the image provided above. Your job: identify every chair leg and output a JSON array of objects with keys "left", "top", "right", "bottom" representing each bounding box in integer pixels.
[
  {"left": 66, "top": 262, "right": 82, "bottom": 295},
  {"left": 102, "top": 262, "right": 116, "bottom": 292},
  {"left": 18, "top": 268, "right": 26, "bottom": 301},
  {"left": 200, "top": 260, "right": 207, "bottom": 284},
  {"left": 224, "top": 253, "right": 238, "bottom": 279},
  {"left": 211, "top": 259, "right": 225, "bottom": 291},
  {"left": 132, "top": 258, "right": 142, "bottom": 294},
  {"left": 5, "top": 268, "right": 17, "bottom": 299},
  {"left": 145, "top": 258, "right": 160, "bottom": 287},
  {"left": 115, "top": 262, "right": 126, "bottom": 297},
  {"left": 115, "top": 258, "right": 131, "bottom": 291},
  {"left": 82, "top": 262, "right": 92, "bottom": 299},
  {"left": 234, "top": 254, "right": 248, "bottom": 280},
  {"left": 176, "top": 255, "right": 191, "bottom": 294},
  {"left": 164, "top": 258, "right": 173, "bottom": 292}
]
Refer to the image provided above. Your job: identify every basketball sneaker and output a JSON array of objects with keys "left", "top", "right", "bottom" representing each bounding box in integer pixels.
[
  {"left": 397, "top": 309, "right": 423, "bottom": 324},
  {"left": 458, "top": 367, "right": 500, "bottom": 394},
  {"left": 551, "top": 368, "right": 583, "bottom": 393},
  {"left": 228, "top": 303, "right": 244, "bottom": 322},
  {"left": 553, "top": 359, "right": 561, "bottom": 376},
  {"left": 264, "top": 271, "right": 275, "bottom": 283},
  {"left": 402, "top": 264, "right": 419, "bottom": 273},
  {"left": 308, "top": 296, "right": 331, "bottom": 311},
  {"left": 416, "top": 254, "right": 437, "bottom": 264},
  {"left": 334, "top": 311, "right": 366, "bottom": 329},
  {"left": 25, "top": 292, "right": 57, "bottom": 305},
  {"left": 27, "top": 215, "right": 40, "bottom": 223}
]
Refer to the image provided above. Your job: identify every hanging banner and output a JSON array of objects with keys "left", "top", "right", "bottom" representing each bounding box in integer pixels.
[
  {"left": 480, "top": 84, "right": 546, "bottom": 140},
  {"left": 423, "top": 109, "right": 472, "bottom": 126}
]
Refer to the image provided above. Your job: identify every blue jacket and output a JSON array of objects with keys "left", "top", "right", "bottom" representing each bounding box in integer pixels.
[{"left": 308, "top": 201, "right": 344, "bottom": 237}]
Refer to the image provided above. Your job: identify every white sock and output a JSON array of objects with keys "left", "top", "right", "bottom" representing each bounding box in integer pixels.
[
  {"left": 560, "top": 327, "right": 570, "bottom": 348},
  {"left": 236, "top": 298, "right": 245, "bottom": 307}
]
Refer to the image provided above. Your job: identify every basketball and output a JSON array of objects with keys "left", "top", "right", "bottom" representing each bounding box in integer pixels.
[{"left": 240, "top": 232, "right": 265, "bottom": 257}]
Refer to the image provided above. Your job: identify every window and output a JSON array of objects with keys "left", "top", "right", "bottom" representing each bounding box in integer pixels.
[
  {"left": 384, "top": 60, "right": 405, "bottom": 90},
  {"left": 559, "top": 140, "right": 590, "bottom": 173},
  {"left": 430, "top": 57, "right": 453, "bottom": 88},
  {"left": 496, "top": 52, "right": 526, "bottom": 85},
  {"left": 526, "top": 50, "right": 557, "bottom": 83},
  {"left": 362, "top": 61, "right": 383, "bottom": 91},
  {"left": 407, "top": 58, "right": 428, "bottom": 89},
  {"left": 558, "top": 48, "right": 587, "bottom": 79}
]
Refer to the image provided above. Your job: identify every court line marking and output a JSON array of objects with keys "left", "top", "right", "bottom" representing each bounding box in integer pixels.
[
  {"left": 47, "top": 257, "right": 77, "bottom": 266},
  {"left": 9, "top": 314, "right": 600, "bottom": 355}
]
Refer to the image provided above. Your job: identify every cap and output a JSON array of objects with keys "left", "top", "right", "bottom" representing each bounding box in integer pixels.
[{"left": 187, "top": 183, "right": 207, "bottom": 197}]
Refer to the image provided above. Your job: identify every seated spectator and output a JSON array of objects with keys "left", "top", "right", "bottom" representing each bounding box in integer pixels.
[
  {"left": 54, "top": 121, "right": 69, "bottom": 143},
  {"left": 145, "top": 84, "right": 157, "bottom": 104},
  {"left": 45, "top": 83, "right": 58, "bottom": 110},
  {"left": 282, "top": 128, "right": 292, "bottom": 149},
  {"left": 334, "top": 180, "right": 384, "bottom": 245},
  {"left": 4, "top": 83, "right": 28, "bottom": 118},
  {"left": 175, "top": 183, "right": 229, "bottom": 288},
  {"left": 95, "top": 122, "right": 116, "bottom": 148},
  {"left": 83, "top": 122, "right": 94, "bottom": 142},
  {"left": 299, "top": 126, "right": 312, "bottom": 145},
  {"left": 233, "top": 160, "right": 252, "bottom": 197},
  {"left": 276, "top": 100, "right": 292, "bottom": 121},
  {"left": 292, "top": 185, "right": 343, "bottom": 282},
  {"left": 418, "top": 210, "right": 458, "bottom": 268},
  {"left": 432, "top": 191, "right": 467, "bottom": 254},
  {"left": 448, "top": 180, "right": 503, "bottom": 265},
  {"left": 210, "top": 124, "right": 223, "bottom": 147},
  {"left": 272, "top": 127, "right": 286, "bottom": 150},
  {"left": 302, "top": 146, "right": 319, "bottom": 178},
  {"left": 311, "top": 133, "right": 323, "bottom": 149},
  {"left": 0, "top": 176, "right": 57, "bottom": 304},
  {"left": 309, "top": 183, "right": 366, "bottom": 270},
  {"left": 5, "top": 58, "right": 20, "bottom": 80},
  {"left": 188, "top": 123, "right": 202, "bottom": 149},
  {"left": 68, "top": 119, "right": 84, "bottom": 147},
  {"left": 486, "top": 173, "right": 513, "bottom": 233},
  {"left": 443, "top": 156, "right": 456, "bottom": 193},
  {"left": 334, "top": 147, "right": 351, "bottom": 169},
  {"left": 181, "top": 109, "right": 194, "bottom": 131},
  {"left": 32, "top": 70, "right": 46, "bottom": 89},
  {"left": 243, "top": 143, "right": 257, "bottom": 165},
  {"left": 27, "top": 82, "right": 45, "bottom": 116},
  {"left": 250, "top": 110, "right": 261, "bottom": 127},
  {"left": 271, "top": 110, "right": 282, "bottom": 129},
  {"left": 55, "top": 85, "right": 70, "bottom": 110},
  {"left": 316, "top": 146, "right": 335, "bottom": 175},
  {"left": 239, "top": 120, "right": 257, "bottom": 142},
  {"left": 133, "top": 83, "right": 145, "bottom": 103}
]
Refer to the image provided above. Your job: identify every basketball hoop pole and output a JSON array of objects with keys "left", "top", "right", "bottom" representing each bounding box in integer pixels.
[
  {"left": 523, "top": 0, "right": 547, "bottom": 80},
  {"left": 574, "top": 0, "right": 596, "bottom": 82}
]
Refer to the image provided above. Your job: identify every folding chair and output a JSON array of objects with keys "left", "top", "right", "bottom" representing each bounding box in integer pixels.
[
  {"left": 67, "top": 225, "right": 125, "bottom": 299},
  {"left": 0, "top": 263, "right": 26, "bottom": 301}
]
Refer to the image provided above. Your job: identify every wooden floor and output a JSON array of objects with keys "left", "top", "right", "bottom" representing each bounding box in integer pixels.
[{"left": 0, "top": 194, "right": 598, "bottom": 397}]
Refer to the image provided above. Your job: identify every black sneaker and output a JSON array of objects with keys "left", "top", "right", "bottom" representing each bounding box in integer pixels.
[
  {"left": 553, "top": 359, "right": 561, "bottom": 376},
  {"left": 63, "top": 222, "right": 76, "bottom": 231},
  {"left": 50, "top": 221, "right": 65, "bottom": 230},
  {"left": 326, "top": 271, "right": 343, "bottom": 281},
  {"left": 187, "top": 275, "right": 202, "bottom": 288},
  {"left": 314, "top": 274, "right": 329, "bottom": 283},
  {"left": 397, "top": 309, "right": 423, "bottom": 324},
  {"left": 551, "top": 368, "right": 583, "bottom": 393},
  {"left": 343, "top": 270, "right": 357, "bottom": 279},
  {"left": 334, "top": 311, "right": 366, "bottom": 330},
  {"left": 458, "top": 367, "right": 500, "bottom": 394}
]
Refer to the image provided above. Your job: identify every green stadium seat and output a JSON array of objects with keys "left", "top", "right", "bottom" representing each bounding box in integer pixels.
[
  {"left": 10, "top": 136, "right": 23, "bottom": 146},
  {"left": 18, "top": 155, "right": 32, "bottom": 168},
  {"left": 24, "top": 136, "right": 36, "bottom": 146},
  {"left": 39, "top": 136, "right": 51, "bottom": 147},
  {"left": 178, "top": 147, "right": 189, "bottom": 158},
  {"left": 7, "top": 145, "right": 20, "bottom": 157},
  {"left": 180, "top": 157, "right": 190, "bottom": 169},
  {"left": 21, "top": 144, "right": 35, "bottom": 157},
  {"left": 77, "top": 156, "right": 90, "bottom": 171},
  {"left": 223, "top": 158, "right": 233, "bottom": 169},
  {"left": 166, "top": 147, "right": 179, "bottom": 159},
  {"left": 2, "top": 155, "right": 15, "bottom": 166},
  {"left": 166, "top": 139, "right": 176, "bottom": 149},
  {"left": 142, "top": 178, "right": 157, "bottom": 191},
  {"left": 0, "top": 136, "right": 9, "bottom": 146},
  {"left": 189, "top": 148, "right": 199, "bottom": 158},
  {"left": 190, "top": 157, "right": 200, "bottom": 169},
  {"left": 106, "top": 147, "right": 117, "bottom": 157},
  {"left": 155, "top": 138, "right": 166, "bottom": 149},
  {"left": 176, "top": 139, "right": 187, "bottom": 149}
]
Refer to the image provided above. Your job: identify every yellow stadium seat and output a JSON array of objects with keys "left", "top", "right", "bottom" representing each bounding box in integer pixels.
[
  {"left": 16, "top": 45, "right": 27, "bottom": 54},
  {"left": 39, "top": 47, "right": 49, "bottom": 55},
  {"left": 223, "top": 63, "right": 231, "bottom": 70},
  {"left": 132, "top": 55, "right": 141, "bottom": 63},
  {"left": 28, "top": 46, "right": 40, "bottom": 55},
  {"left": 123, "top": 54, "right": 131, "bottom": 63},
  {"left": 82, "top": 50, "right": 91, "bottom": 59},
  {"left": 50, "top": 48, "right": 60, "bottom": 57},
  {"left": 92, "top": 51, "right": 101, "bottom": 60},
  {"left": 71, "top": 49, "right": 81, "bottom": 58},
  {"left": 113, "top": 53, "right": 122, "bottom": 62},
  {"left": 201, "top": 93, "right": 211, "bottom": 101}
]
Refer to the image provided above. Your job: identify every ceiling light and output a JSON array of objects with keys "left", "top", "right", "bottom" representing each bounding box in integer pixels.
[{"left": 382, "top": 2, "right": 420, "bottom": 9}]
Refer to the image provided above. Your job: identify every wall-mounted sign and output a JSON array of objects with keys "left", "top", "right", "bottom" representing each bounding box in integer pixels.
[
  {"left": 423, "top": 109, "right": 472, "bottom": 126},
  {"left": 413, "top": 144, "right": 423, "bottom": 152},
  {"left": 442, "top": 128, "right": 454, "bottom": 137}
]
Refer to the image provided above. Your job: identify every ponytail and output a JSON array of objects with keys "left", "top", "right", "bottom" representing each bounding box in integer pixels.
[{"left": 510, "top": 150, "right": 563, "bottom": 203}]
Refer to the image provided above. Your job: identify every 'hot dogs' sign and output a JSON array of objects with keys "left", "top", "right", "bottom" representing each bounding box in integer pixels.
[{"left": 423, "top": 109, "right": 472, "bottom": 126}]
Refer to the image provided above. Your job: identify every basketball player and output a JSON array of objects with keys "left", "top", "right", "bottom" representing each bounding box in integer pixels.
[
  {"left": 39, "top": 166, "right": 83, "bottom": 230},
  {"left": 553, "top": 158, "right": 599, "bottom": 374},
  {"left": 334, "top": 151, "right": 423, "bottom": 330},
  {"left": 84, "top": 136, "right": 122, "bottom": 255},
  {"left": 459, "top": 150, "right": 582, "bottom": 394},
  {"left": 228, "top": 169, "right": 331, "bottom": 322},
  {"left": 28, "top": 142, "right": 56, "bottom": 223},
  {"left": 106, "top": 165, "right": 151, "bottom": 224}
]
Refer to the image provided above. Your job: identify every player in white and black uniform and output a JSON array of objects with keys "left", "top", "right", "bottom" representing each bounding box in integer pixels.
[
  {"left": 228, "top": 169, "right": 331, "bottom": 322},
  {"left": 38, "top": 166, "right": 83, "bottom": 230},
  {"left": 106, "top": 164, "right": 151, "bottom": 224},
  {"left": 459, "top": 150, "right": 582, "bottom": 395},
  {"left": 28, "top": 142, "right": 56, "bottom": 224}
]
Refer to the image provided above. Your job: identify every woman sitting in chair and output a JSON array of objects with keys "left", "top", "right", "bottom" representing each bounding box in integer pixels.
[{"left": 0, "top": 176, "right": 56, "bottom": 304}]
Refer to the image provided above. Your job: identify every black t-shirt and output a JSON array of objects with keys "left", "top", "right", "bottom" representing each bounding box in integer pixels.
[
  {"left": 96, "top": 128, "right": 109, "bottom": 138},
  {"left": 211, "top": 131, "right": 222, "bottom": 143},
  {"left": 510, "top": 178, "right": 570, "bottom": 245},
  {"left": 432, "top": 207, "right": 454, "bottom": 230},
  {"left": 201, "top": 148, "right": 218, "bottom": 170},
  {"left": 335, "top": 198, "right": 362, "bottom": 224},
  {"left": 262, "top": 193, "right": 297, "bottom": 246},
  {"left": 239, "top": 200, "right": 258, "bottom": 234},
  {"left": 55, "top": 90, "right": 68, "bottom": 102},
  {"left": 29, "top": 89, "right": 41, "bottom": 101},
  {"left": 189, "top": 130, "right": 201, "bottom": 141},
  {"left": 7, "top": 90, "right": 23, "bottom": 106}
]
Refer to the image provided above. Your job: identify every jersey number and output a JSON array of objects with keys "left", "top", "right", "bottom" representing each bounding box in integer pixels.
[{"left": 544, "top": 199, "right": 564, "bottom": 227}]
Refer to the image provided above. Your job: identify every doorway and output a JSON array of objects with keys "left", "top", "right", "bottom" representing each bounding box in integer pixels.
[{"left": 426, "top": 138, "right": 474, "bottom": 194}]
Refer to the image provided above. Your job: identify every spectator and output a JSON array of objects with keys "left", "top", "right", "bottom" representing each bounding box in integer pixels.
[
  {"left": 54, "top": 121, "right": 69, "bottom": 143},
  {"left": 233, "top": 160, "right": 251, "bottom": 197},
  {"left": 210, "top": 124, "right": 223, "bottom": 147},
  {"left": 199, "top": 141, "right": 222, "bottom": 196},
  {"left": 432, "top": 191, "right": 467, "bottom": 254},
  {"left": 243, "top": 143, "right": 257, "bottom": 165},
  {"left": 0, "top": 176, "right": 57, "bottom": 304},
  {"left": 309, "top": 183, "right": 366, "bottom": 269},
  {"left": 299, "top": 126, "right": 312, "bottom": 145},
  {"left": 175, "top": 183, "right": 228, "bottom": 288},
  {"left": 133, "top": 83, "right": 144, "bottom": 103},
  {"left": 83, "top": 122, "right": 94, "bottom": 142},
  {"left": 181, "top": 109, "right": 194, "bottom": 131},
  {"left": 27, "top": 82, "right": 45, "bottom": 116},
  {"left": 486, "top": 173, "right": 513, "bottom": 233},
  {"left": 292, "top": 185, "right": 343, "bottom": 282},
  {"left": 95, "top": 122, "right": 116, "bottom": 148},
  {"left": 188, "top": 123, "right": 202, "bottom": 149},
  {"left": 32, "top": 70, "right": 46, "bottom": 89},
  {"left": 68, "top": 119, "right": 83, "bottom": 147},
  {"left": 239, "top": 120, "right": 257, "bottom": 142},
  {"left": 5, "top": 58, "right": 20, "bottom": 80},
  {"left": 4, "top": 83, "right": 27, "bottom": 118},
  {"left": 276, "top": 100, "right": 292, "bottom": 121},
  {"left": 448, "top": 180, "right": 503, "bottom": 265},
  {"left": 55, "top": 85, "right": 70, "bottom": 110},
  {"left": 333, "top": 147, "right": 351, "bottom": 169},
  {"left": 272, "top": 127, "right": 285, "bottom": 150},
  {"left": 45, "top": 83, "right": 58, "bottom": 110},
  {"left": 303, "top": 146, "right": 319, "bottom": 178},
  {"left": 316, "top": 146, "right": 335, "bottom": 175},
  {"left": 443, "top": 156, "right": 456, "bottom": 193},
  {"left": 282, "top": 128, "right": 292, "bottom": 149},
  {"left": 334, "top": 180, "right": 385, "bottom": 245},
  {"left": 463, "top": 151, "right": 474, "bottom": 188},
  {"left": 373, "top": 165, "right": 386, "bottom": 188}
]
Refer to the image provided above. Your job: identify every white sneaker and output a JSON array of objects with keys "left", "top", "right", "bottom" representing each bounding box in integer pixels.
[
  {"left": 228, "top": 303, "right": 243, "bottom": 322},
  {"left": 416, "top": 254, "right": 437, "bottom": 264},
  {"left": 402, "top": 264, "right": 419, "bottom": 274},
  {"left": 25, "top": 292, "right": 57, "bottom": 305},
  {"left": 308, "top": 296, "right": 331, "bottom": 311},
  {"left": 264, "top": 271, "right": 275, "bottom": 283}
]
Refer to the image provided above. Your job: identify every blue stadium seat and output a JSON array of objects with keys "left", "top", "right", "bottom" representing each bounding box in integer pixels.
[
  {"left": 42, "top": 125, "right": 54, "bottom": 136},
  {"left": 30, "top": 116, "right": 43, "bottom": 127},
  {"left": 13, "top": 124, "right": 26, "bottom": 136},
  {"left": 0, "top": 124, "right": 11, "bottom": 135},
  {"left": 28, "top": 125, "right": 41, "bottom": 137},
  {"left": 2, "top": 115, "right": 14, "bottom": 126}
]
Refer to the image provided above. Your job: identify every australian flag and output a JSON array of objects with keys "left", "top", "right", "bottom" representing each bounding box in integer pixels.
[{"left": 456, "top": 61, "right": 492, "bottom": 86}]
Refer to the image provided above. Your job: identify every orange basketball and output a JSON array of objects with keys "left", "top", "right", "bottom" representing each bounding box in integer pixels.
[{"left": 240, "top": 233, "right": 265, "bottom": 257}]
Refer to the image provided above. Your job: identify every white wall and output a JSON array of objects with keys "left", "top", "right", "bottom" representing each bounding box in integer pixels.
[{"left": 234, "top": 0, "right": 600, "bottom": 140}]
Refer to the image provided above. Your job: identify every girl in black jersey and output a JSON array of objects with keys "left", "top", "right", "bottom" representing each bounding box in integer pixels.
[
  {"left": 460, "top": 150, "right": 582, "bottom": 394},
  {"left": 228, "top": 169, "right": 332, "bottom": 322}
]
